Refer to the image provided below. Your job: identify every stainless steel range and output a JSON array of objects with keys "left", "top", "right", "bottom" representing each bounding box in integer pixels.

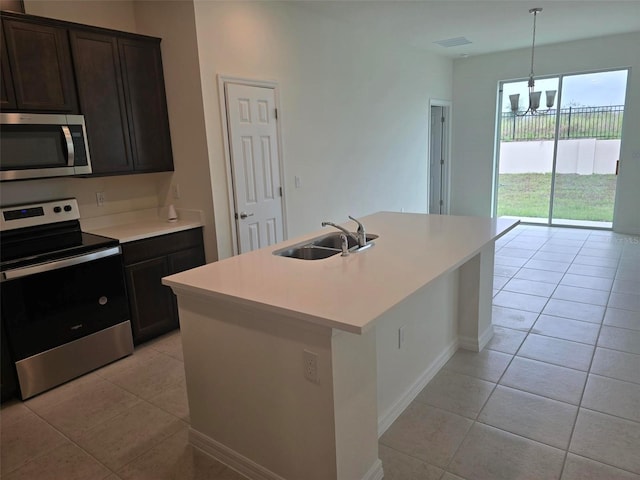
[{"left": 0, "top": 198, "right": 133, "bottom": 399}]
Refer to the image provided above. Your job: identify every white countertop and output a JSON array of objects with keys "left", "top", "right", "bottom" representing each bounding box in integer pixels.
[
  {"left": 81, "top": 207, "right": 204, "bottom": 243},
  {"left": 163, "top": 212, "right": 518, "bottom": 334}
]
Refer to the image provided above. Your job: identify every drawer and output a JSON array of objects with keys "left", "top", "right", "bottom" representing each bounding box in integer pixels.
[{"left": 122, "top": 228, "right": 203, "bottom": 265}]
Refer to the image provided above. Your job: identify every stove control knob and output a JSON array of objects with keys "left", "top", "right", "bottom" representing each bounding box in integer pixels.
[
  {"left": 53, "top": 206, "right": 62, "bottom": 213},
  {"left": 64, "top": 205, "right": 72, "bottom": 212}
]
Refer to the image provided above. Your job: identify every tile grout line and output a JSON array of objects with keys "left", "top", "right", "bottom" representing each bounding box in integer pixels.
[
  {"left": 441, "top": 227, "right": 562, "bottom": 477},
  {"left": 474, "top": 229, "right": 618, "bottom": 479},
  {"left": 557, "top": 230, "right": 622, "bottom": 480},
  {"left": 469, "top": 233, "right": 578, "bottom": 456},
  {"left": 85, "top": 348, "right": 191, "bottom": 478},
  {"left": 13, "top": 402, "right": 119, "bottom": 479},
  {"left": 416, "top": 225, "right": 640, "bottom": 478},
  {"left": 8, "top": 347, "right": 188, "bottom": 479}
]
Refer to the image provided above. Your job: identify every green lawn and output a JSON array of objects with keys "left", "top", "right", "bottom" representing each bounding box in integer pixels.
[{"left": 497, "top": 173, "right": 617, "bottom": 222}]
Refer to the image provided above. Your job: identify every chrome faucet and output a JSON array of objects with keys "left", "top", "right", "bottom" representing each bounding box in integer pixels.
[
  {"left": 349, "top": 215, "right": 366, "bottom": 247},
  {"left": 339, "top": 233, "right": 349, "bottom": 256},
  {"left": 321, "top": 216, "right": 367, "bottom": 248}
]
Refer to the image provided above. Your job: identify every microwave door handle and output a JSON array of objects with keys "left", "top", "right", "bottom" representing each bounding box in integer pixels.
[{"left": 61, "top": 125, "right": 75, "bottom": 167}]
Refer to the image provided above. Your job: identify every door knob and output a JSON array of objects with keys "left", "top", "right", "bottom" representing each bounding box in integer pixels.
[{"left": 239, "top": 212, "right": 254, "bottom": 219}]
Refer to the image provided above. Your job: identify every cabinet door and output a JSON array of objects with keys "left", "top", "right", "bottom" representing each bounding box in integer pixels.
[
  {"left": 2, "top": 18, "right": 77, "bottom": 112},
  {"left": 118, "top": 37, "right": 173, "bottom": 172},
  {"left": 69, "top": 30, "right": 133, "bottom": 174},
  {"left": 125, "top": 257, "right": 178, "bottom": 345},
  {"left": 1, "top": 318, "right": 19, "bottom": 402},
  {"left": 1, "top": 22, "right": 17, "bottom": 110},
  {"left": 168, "top": 245, "right": 206, "bottom": 275}
]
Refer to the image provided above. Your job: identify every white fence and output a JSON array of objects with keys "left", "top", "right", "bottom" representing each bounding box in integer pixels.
[{"left": 499, "top": 139, "right": 620, "bottom": 175}]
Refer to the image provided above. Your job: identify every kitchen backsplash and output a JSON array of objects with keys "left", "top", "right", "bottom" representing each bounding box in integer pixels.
[{"left": 0, "top": 172, "right": 170, "bottom": 219}]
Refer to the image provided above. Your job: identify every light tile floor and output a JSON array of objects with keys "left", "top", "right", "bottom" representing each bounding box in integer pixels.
[{"left": 1, "top": 225, "right": 639, "bottom": 479}]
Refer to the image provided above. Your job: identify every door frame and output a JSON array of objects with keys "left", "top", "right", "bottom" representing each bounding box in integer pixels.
[
  {"left": 427, "top": 99, "right": 452, "bottom": 214},
  {"left": 217, "top": 75, "right": 288, "bottom": 256}
]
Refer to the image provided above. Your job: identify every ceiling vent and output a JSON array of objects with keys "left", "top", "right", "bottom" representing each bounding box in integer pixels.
[{"left": 434, "top": 37, "right": 472, "bottom": 48}]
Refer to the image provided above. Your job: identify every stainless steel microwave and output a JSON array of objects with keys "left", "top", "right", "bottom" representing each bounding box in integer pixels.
[{"left": 0, "top": 113, "right": 93, "bottom": 181}]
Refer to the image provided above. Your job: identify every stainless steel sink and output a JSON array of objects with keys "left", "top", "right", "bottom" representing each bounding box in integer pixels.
[
  {"left": 273, "top": 233, "right": 378, "bottom": 260},
  {"left": 310, "top": 232, "right": 379, "bottom": 250},
  {"left": 274, "top": 245, "right": 341, "bottom": 260}
]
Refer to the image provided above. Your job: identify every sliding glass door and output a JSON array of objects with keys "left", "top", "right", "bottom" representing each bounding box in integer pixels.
[
  {"left": 551, "top": 70, "right": 627, "bottom": 227},
  {"left": 495, "top": 69, "right": 628, "bottom": 228},
  {"left": 497, "top": 77, "right": 559, "bottom": 224}
]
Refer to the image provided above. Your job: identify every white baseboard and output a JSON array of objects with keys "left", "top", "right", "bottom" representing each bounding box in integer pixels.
[
  {"left": 377, "top": 338, "right": 458, "bottom": 437},
  {"left": 190, "top": 428, "right": 285, "bottom": 480},
  {"left": 614, "top": 226, "right": 640, "bottom": 236},
  {"left": 459, "top": 324, "right": 494, "bottom": 352},
  {"left": 362, "top": 459, "right": 384, "bottom": 480},
  {"left": 190, "top": 428, "right": 383, "bottom": 480},
  {"left": 478, "top": 324, "right": 495, "bottom": 351}
]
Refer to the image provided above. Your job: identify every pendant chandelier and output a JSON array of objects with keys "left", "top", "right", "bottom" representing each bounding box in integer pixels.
[{"left": 509, "top": 8, "right": 556, "bottom": 116}]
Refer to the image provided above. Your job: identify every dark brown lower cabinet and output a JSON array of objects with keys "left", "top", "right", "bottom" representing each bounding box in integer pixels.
[
  {"left": 1, "top": 317, "right": 19, "bottom": 403},
  {"left": 122, "top": 228, "right": 205, "bottom": 344}
]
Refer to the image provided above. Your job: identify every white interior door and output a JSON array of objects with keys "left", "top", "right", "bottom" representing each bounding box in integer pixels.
[
  {"left": 429, "top": 105, "right": 448, "bottom": 214},
  {"left": 225, "top": 83, "right": 284, "bottom": 253}
]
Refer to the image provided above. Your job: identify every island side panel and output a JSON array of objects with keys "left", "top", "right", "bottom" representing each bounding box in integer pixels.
[
  {"left": 376, "top": 271, "right": 460, "bottom": 435},
  {"left": 458, "top": 243, "right": 495, "bottom": 351},
  {"left": 332, "top": 328, "right": 382, "bottom": 480},
  {"left": 176, "top": 293, "right": 339, "bottom": 480}
]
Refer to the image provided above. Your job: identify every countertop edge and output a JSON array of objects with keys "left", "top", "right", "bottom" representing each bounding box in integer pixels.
[
  {"left": 161, "top": 278, "right": 364, "bottom": 335},
  {"left": 81, "top": 207, "right": 204, "bottom": 243},
  {"left": 87, "top": 221, "right": 204, "bottom": 243}
]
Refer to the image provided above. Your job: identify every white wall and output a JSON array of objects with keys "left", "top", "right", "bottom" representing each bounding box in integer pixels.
[
  {"left": 132, "top": 1, "right": 218, "bottom": 261},
  {"left": 500, "top": 139, "right": 619, "bottom": 174},
  {"left": 452, "top": 32, "right": 640, "bottom": 234},
  {"left": 376, "top": 270, "right": 458, "bottom": 433},
  {"left": 191, "top": 1, "right": 453, "bottom": 258},
  {"left": 23, "top": 0, "right": 137, "bottom": 32}
]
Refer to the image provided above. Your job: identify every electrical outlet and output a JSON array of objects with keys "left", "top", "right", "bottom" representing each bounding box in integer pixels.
[
  {"left": 172, "top": 184, "right": 181, "bottom": 199},
  {"left": 303, "top": 350, "right": 318, "bottom": 384},
  {"left": 96, "top": 191, "right": 105, "bottom": 207},
  {"left": 398, "top": 326, "right": 406, "bottom": 349}
]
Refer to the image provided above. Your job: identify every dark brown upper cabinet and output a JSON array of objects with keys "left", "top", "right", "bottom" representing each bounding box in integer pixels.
[
  {"left": 70, "top": 30, "right": 173, "bottom": 174},
  {"left": 2, "top": 17, "right": 77, "bottom": 112},
  {"left": 69, "top": 30, "right": 133, "bottom": 173},
  {"left": 118, "top": 37, "right": 173, "bottom": 173},
  {"left": 1, "top": 11, "right": 174, "bottom": 175},
  {"left": 1, "top": 21, "right": 17, "bottom": 110}
]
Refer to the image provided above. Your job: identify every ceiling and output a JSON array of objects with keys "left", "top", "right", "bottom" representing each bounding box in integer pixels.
[{"left": 301, "top": 1, "right": 640, "bottom": 58}]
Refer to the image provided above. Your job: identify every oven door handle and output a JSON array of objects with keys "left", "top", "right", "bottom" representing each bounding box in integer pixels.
[
  {"left": 61, "top": 125, "right": 75, "bottom": 167},
  {"left": 2, "top": 246, "right": 121, "bottom": 281}
]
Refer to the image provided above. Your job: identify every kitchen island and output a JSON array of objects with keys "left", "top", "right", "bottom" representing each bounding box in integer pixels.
[{"left": 163, "top": 212, "right": 518, "bottom": 480}]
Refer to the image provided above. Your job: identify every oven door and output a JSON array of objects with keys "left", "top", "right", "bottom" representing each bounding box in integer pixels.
[{"left": 1, "top": 247, "right": 130, "bottom": 361}]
